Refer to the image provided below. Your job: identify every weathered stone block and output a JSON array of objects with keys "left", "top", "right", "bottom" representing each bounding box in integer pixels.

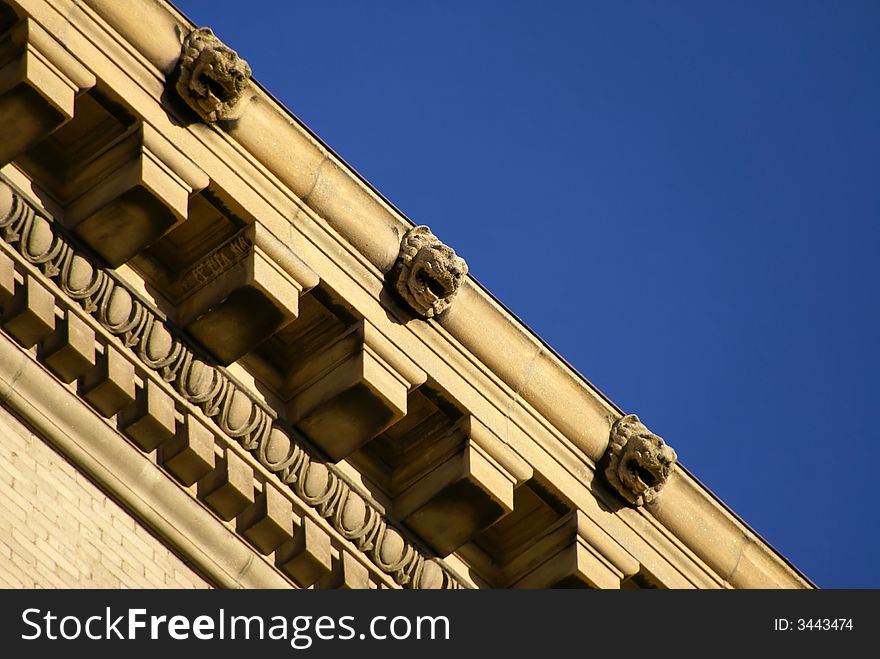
[
  {"left": 276, "top": 517, "right": 332, "bottom": 587},
  {"left": 160, "top": 414, "right": 215, "bottom": 486},
  {"left": 506, "top": 512, "right": 637, "bottom": 589},
  {"left": 62, "top": 124, "right": 207, "bottom": 267},
  {"left": 175, "top": 224, "right": 317, "bottom": 364},
  {"left": 41, "top": 309, "right": 96, "bottom": 383},
  {"left": 2, "top": 273, "right": 55, "bottom": 347},
  {"left": 198, "top": 449, "right": 254, "bottom": 521},
  {"left": 0, "top": 18, "right": 95, "bottom": 166},
  {"left": 395, "top": 417, "right": 519, "bottom": 557},
  {"left": 286, "top": 320, "right": 425, "bottom": 461},
  {"left": 81, "top": 345, "right": 136, "bottom": 417},
  {"left": 120, "top": 378, "right": 177, "bottom": 452},
  {"left": 513, "top": 541, "right": 617, "bottom": 589},
  {"left": 237, "top": 483, "right": 294, "bottom": 555}
]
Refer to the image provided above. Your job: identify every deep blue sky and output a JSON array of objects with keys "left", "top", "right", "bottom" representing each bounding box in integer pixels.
[{"left": 173, "top": 0, "right": 879, "bottom": 588}]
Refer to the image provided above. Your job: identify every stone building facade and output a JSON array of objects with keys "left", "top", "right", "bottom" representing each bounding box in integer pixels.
[{"left": 0, "top": 0, "right": 810, "bottom": 589}]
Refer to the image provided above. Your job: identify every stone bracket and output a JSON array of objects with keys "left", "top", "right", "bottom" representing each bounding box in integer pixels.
[
  {"left": 40, "top": 308, "right": 96, "bottom": 383},
  {"left": 276, "top": 516, "right": 333, "bottom": 587},
  {"left": 507, "top": 511, "right": 640, "bottom": 588},
  {"left": 285, "top": 318, "right": 427, "bottom": 462},
  {"left": 1, "top": 271, "right": 54, "bottom": 347},
  {"left": 237, "top": 482, "right": 295, "bottom": 555},
  {"left": 120, "top": 377, "right": 177, "bottom": 453},
  {"left": 0, "top": 17, "right": 95, "bottom": 166},
  {"left": 197, "top": 448, "right": 255, "bottom": 522},
  {"left": 319, "top": 552, "right": 370, "bottom": 590},
  {"left": 62, "top": 122, "right": 209, "bottom": 267},
  {"left": 81, "top": 343, "right": 135, "bottom": 418},
  {"left": 159, "top": 413, "right": 216, "bottom": 487},
  {"left": 174, "top": 223, "right": 319, "bottom": 365},
  {"left": 394, "top": 415, "right": 532, "bottom": 556}
]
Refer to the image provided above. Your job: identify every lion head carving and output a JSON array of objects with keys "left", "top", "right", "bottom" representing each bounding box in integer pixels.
[
  {"left": 394, "top": 225, "right": 467, "bottom": 318},
  {"left": 176, "top": 27, "right": 251, "bottom": 123},
  {"left": 605, "top": 414, "right": 677, "bottom": 506}
]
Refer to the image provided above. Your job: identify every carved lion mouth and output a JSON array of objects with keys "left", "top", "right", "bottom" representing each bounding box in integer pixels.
[
  {"left": 627, "top": 459, "right": 662, "bottom": 489},
  {"left": 197, "top": 71, "right": 236, "bottom": 102},
  {"left": 192, "top": 57, "right": 246, "bottom": 104},
  {"left": 405, "top": 243, "right": 466, "bottom": 315},
  {"left": 415, "top": 264, "right": 455, "bottom": 301},
  {"left": 617, "top": 434, "right": 676, "bottom": 497}
]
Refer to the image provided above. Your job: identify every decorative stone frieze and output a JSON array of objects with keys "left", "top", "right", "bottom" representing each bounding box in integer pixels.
[
  {"left": 176, "top": 27, "right": 251, "bottom": 123},
  {"left": 394, "top": 225, "right": 467, "bottom": 318},
  {"left": 0, "top": 180, "right": 465, "bottom": 589},
  {"left": 605, "top": 414, "right": 677, "bottom": 506}
]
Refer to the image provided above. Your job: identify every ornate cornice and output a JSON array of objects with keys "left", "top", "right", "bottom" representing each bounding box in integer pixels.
[
  {"left": 0, "top": 0, "right": 814, "bottom": 589},
  {"left": 0, "top": 180, "right": 464, "bottom": 589}
]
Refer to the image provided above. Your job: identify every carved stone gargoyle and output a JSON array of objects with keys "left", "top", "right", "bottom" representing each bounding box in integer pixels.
[
  {"left": 605, "top": 414, "right": 677, "bottom": 506},
  {"left": 393, "top": 225, "right": 467, "bottom": 318},
  {"left": 176, "top": 27, "right": 251, "bottom": 123}
]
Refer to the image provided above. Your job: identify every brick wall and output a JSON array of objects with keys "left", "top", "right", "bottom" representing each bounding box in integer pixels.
[{"left": 0, "top": 404, "right": 210, "bottom": 588}]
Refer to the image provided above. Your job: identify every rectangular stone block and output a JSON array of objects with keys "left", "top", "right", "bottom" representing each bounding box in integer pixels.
[
  {"left": 159, "top": 414, "right": 215, "bottom": 486},
  {"left": 394, "top": 416, "right": 520, "bottom": 557},
  {"left": 504, "top": 512, "right": 630, "bottom": 589},
  {"left": 197, "top": 449, "right": 254, "bottom": 521},
  {"left": 175, "top": 224, "right": 318, "bottom": 364},
  {"left": 62, "top": 124, "right": 207, "bottom": 267},
  {"left": 2, "top": 273, "right": 55, "bottom": 347},
  {"left": 277, "top": 517, "right": 332, "bottom": 587},
  {"left": 237, "top": 483, "right": 294, "bottom": 554},
  {"left": 81, "top": 345, "right": 135, "bottom": 417},
  {"left": 120, "top": 378, "right": 177, "bottom": 452},
  {"left": 40, "top": 309, "right": 95, "bottom": 383},
  {"left": 319, "top": 551, "right": 370, "bottom": 590},
  {"left": 286, "top": 320, "right": 425, "bottom": 461},
  {"left": 0, "top": 18, "right": 95, "bottom": 166},
  {"left": 512, "top": 541, "right": 620, "bottom": 589}
]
